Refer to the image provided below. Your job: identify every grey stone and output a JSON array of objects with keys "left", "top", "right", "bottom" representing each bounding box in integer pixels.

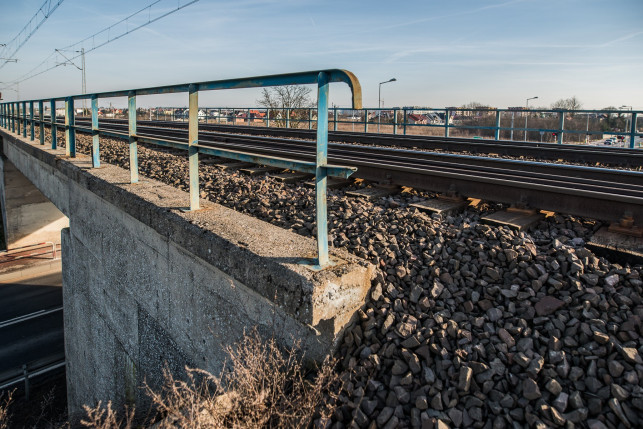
[
  {"left": 534, "top": 296, "right": 565, "bottom": 316},
  {"left": 448, "top": 408, "right": 463, "bottom": 427},
  {"left": 586, "top": 420, "right": 609, "bottom": 429},
  {"left": 487, "top": 308, "right": 503, "bottom": 322},
  {"left": 608, "top": 360, "right": 625, "bottom": 378},
  {"left": 608, "top": 398, "right": 631, "bottom": 428},
  {"left": 611, "top": 383, "right": 629, "bottom": 401},
  {"left": 523, "top": 378, "right": 541, "bottom": 400},
  {"left": 553, "top": 392, "right": 568, "bottom": 413},
  {"left": 545, "top": 378, "right": 563, "bottom": 396},
  {"left": 620, "top": 347, "right": 642, "bottom": 364},
  {"left": 458, "top": 366, "right": 472, "bottom": 392}
]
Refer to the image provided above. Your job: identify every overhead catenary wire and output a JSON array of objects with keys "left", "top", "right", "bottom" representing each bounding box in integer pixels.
[
  {"left": 1, "top": 0, "right": 199, "bottom": 93},
  {"left": 0, "top": 0, "right": 66, "bottom": 71}
]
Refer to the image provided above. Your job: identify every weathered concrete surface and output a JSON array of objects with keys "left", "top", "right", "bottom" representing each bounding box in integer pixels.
[
  {"left": 0, "top": 130, "right": 373, "bottom": 420},
  {"left": 0, "top": 157, "right": 68, "bottom": 249}
]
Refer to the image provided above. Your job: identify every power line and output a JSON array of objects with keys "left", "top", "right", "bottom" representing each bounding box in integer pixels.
[
  {"left": 0, "top": 0, "right": 66, "bottom": 71},
  {"left": 2, "top": 0, "right": 199, "bottom": 91}
]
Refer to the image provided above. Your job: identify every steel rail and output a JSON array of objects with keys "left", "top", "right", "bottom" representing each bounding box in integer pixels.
[
  {"left": 65, "top": 121, "right": 643, "bottom": 224},
  {"left": 91, "top": 122, "right": 643, "bottom": 187},
  {"left": 65, "top": 119, "right": 643, "bottom": 168}
]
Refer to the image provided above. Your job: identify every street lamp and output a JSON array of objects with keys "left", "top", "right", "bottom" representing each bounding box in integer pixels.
[
  {"left": 524, "top": 96, "right": 538, "bottom": 141},
  {"left": 378, "top": 78, "right": 396, "bottom": 132}
]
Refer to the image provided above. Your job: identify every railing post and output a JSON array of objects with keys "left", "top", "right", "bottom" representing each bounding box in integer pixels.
[
  {"left": 38, "top": 101, "right": 44, "bottom": 145},
  {"left": 316, "top": 71, "right": 330, "bottom": 267},
  {"left": 558, "top": 111, "right": 564, "bottom": 144},
  {"left": 65, "top": 97, "right": 75, "bottom": 157},
  {"left": 22, "top": 102, "right": 27, "bottom": 138},
  {"left": 630, "top": 112, "right": 637, "bottom": 148},
  {"left": 91, "top": 95, "right": 100, "bottom": 167},
  {"left": 364, "top": 109, "right": 368, "bottom": 133},
  {"left": 445, "top": 109, "right": 450, "bottom": 138},
  {"left": 12, "top": 103, "right": 16, "bottom": 134},
  {"left": 266, "top": 108, "right": 270, "bottom": 127},
  {"left": 16, "top": 103, "right": 21, "bottom": 135},
  {"left": 393, "top": 109, "right": 398, "bottom": 135},
  {"left": 128, "top": 92, "right": 138, "bottom": 183},
  {"left": 286, "top": 108, "right": 290, "bottom": 128},
  {"left": 29, "top": 101, "right": 34, "bottom": 141},
  {"left": 188, "top": 84, "right": 200, "bottom": 211},
  {"left": 403, "top": 108, "right": 407, "bottom": 135},
  {"left": 494, "top": 110, "right": 501, "bottom": 140},
  {"left": 50, "top": 100, "right": 57, "bottom": 149},
  {"left": 308, "top": 108, "right": 312, "bottom": 130},
  {"left": 333, "top": 107, "right": 337, "bottom": 132}
]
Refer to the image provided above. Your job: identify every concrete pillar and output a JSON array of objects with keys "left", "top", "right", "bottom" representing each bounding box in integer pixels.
[{"left": 0, "top": 157, "right": 69, "bottom": 249}]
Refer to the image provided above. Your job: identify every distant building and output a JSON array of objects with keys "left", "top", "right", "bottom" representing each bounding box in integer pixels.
[{"left": 407, "top": 114, "right": 428, "bottom": 124}]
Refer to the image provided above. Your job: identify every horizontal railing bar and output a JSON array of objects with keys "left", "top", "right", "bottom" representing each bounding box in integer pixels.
[
  {"left": 0, "top": 306, "right": 63, "bottom": 329},
  {"left": 0, "top": 360, "right": 66, "bottom": 391},
  {"left": 0, "top": 69, "right": 362, "bottom": 109},
  {"left": 50, "top": 127, "right": 356, "bottom": 179},
  {"left": 136, "top": 135, "right": 188, "bottom": 150},
  {"left": 195, "top": 144, "right": 356, "bottom": 178}
]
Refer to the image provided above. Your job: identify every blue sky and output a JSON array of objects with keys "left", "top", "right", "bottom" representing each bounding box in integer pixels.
[{"left": 0, "top": 0, "right": 642, "bottom": 109}]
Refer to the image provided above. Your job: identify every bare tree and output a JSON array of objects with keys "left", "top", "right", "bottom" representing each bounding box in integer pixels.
[
  {"left": 257, "top": 85, "right": 314, "bottom": 128},
  {"left": 551, "top": 96, "right": 583, "bottom": 116},
  {"left": 460, "top": 101, "right": 491, "bottom": 110}
]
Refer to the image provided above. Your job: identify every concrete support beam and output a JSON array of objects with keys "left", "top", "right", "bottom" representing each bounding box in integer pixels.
[{"left": 0, "top": 130, "right": 373, "bottom": 420}]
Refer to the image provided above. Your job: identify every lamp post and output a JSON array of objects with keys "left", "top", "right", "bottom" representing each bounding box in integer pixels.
[
  {"left": 524, "top": 96, "right": 538, "bottom": 141},
  {"left": 378, "top": 78, "right": 396, "bottom": 132}
]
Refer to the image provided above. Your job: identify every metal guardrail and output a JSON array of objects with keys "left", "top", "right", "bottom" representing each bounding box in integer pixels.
[
  {"left": 0, "top": 357, "right": 66, "bottom": 400},
  {"left": 0, "top": 70, "right": 363, "bottom": 268},
  {"left": 147, "top": 106, "right": 642, "bottom": 149}
]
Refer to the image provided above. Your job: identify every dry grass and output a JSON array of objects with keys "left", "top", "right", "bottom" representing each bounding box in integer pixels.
[
  {"left": 149, "top": 330, "right": 342, "bottom": 428},
  {"left": 0, "top": 390, "right": 14, "bottom": 429},
  {"left": 81, "top": 401, "right": 135, "bottom": 429},
  {"left": 81, "top": 330, "right": 343, "bottom": 428}
]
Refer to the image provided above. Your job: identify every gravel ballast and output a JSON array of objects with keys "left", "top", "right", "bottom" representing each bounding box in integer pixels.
[{"left": 44, "top": 130, "right": 643, "bottom": 428}]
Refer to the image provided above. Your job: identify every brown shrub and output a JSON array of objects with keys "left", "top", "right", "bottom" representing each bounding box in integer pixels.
[
  {"left": 149, "top": 330, "right": 342, "bottom": 428},
  {"left": 0, "top": 390, "right": 14, "bottom": 429},
  {"left": 81, "top": 401, "right": 134, "bottom": 429},
  {"left": 82, "top": 330, "right": 343, "bottom": 428}
]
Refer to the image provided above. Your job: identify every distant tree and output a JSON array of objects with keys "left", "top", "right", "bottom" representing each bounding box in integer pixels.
[
  {"left": 551, "top": 96, "right": 583, "bottom": 116},
  {"left": 257, "top": 85, "right": 314, "bottom": 128},
  {"left": 599, "top": 106, "right": 625, "bottom": 131},
  {"left": 460, "top": 101, "right": 491, "bottom": 110}
]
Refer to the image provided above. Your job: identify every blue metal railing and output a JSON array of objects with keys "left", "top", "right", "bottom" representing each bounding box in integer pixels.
[
  {"left": 151, "top": 106, "right": 641, "bottom": 148},
  {"left": 0, "top": 69, "right": 363, "bottom": 268}
]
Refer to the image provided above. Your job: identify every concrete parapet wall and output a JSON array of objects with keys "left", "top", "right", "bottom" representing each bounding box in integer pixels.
[{"left": 0, "top": 130, "right": 373, "bottom": 419}]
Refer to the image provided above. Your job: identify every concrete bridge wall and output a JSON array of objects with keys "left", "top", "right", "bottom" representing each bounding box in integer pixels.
[
  {"left": 0, "top": 130, "right": 373, "bottom": 420},
  {"left": 0, "top": 157, "right": 68, "bottom": 249}
]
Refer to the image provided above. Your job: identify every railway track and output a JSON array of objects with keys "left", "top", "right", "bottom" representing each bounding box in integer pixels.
[
  {"left": 66, "top": 118, "right": 643, "bottom": 168},
  {"left": 43, "top": 119, "right": 643, "bottom": 226}
]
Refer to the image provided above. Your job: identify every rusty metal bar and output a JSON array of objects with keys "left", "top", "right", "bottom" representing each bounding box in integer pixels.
[
  {"left": 188, "top": 84, "right": 199, "bottom": 210},
  {"left": 128, "top": 92, "right": 138, "bottom": 183}
]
